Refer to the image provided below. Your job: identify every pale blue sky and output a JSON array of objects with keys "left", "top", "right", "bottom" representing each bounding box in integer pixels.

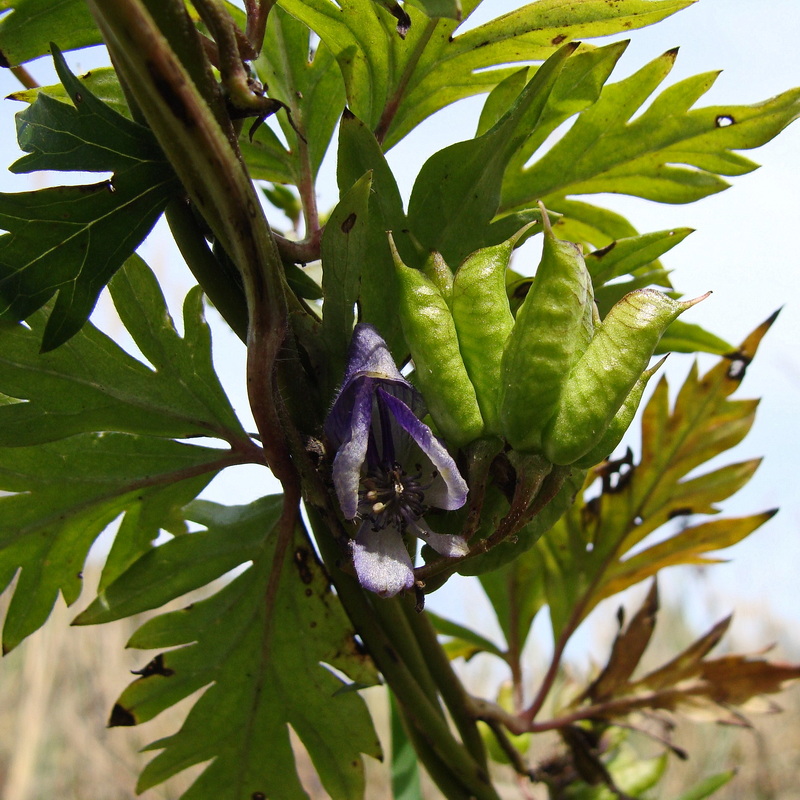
[{"left": 0, "top": 1, "right": 797, "bottom": 665}]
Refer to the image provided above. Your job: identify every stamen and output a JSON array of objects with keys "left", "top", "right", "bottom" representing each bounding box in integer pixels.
[{"left": 358, "top": 460, "right": 430, "bottom": 531}]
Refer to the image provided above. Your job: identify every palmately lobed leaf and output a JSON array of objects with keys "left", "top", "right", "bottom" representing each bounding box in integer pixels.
[
  {"left": 0, "top": 255, "right": 254, "bottom": 647},
  {"left": 0, "top": 432, "right": 229, "bottom": 654},
  {"left": 279, "top": 0, "right": 693, "bottom": 148},
  {"left": 503, "top": 47, "right": 800, "bottom": 210},
  {"left": 107, "top": 498, "right": 382, "bottom": 800}
]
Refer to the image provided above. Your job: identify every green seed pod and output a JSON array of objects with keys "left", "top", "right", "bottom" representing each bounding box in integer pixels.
[
  {"left": 389, "top": 234, "right": 484, "bottom": 448},
  {"left": 573, "top": 356, "right": 667, "bottom": 469},
  {"left": 544, "top": 290, "right": 707, "bottom": 465},
  {"left": 423, "top": 250, "right": 455, "bottom": 302},
  {"left": 451, "top": 223, "right": 535, "bottom": 433},
  {"left": 500, "top": 205, "right": 594, "bottom": 452}
]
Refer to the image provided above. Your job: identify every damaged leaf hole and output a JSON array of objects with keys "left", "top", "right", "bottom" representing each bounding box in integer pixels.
[
  {"left": 715, "top": 114, "right": 735, "bottom": 127},
  {"left": 727, "top": 353, "right": 750, "bottom": 380}
]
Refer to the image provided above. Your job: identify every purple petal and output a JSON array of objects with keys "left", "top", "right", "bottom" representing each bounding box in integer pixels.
[
  {"left": 330, "top": 379, "right": 374, "bottom": 519},
  {"left": 409, "top": 517, "right": 470, "bottom": 558},
  {"left": 377, "top": 388, "right": 468, "bottom": 511},
  {"left": 352, "top": 522, "right": 415, "bottom": 598},
  {"left": 325, "top": 324, "right": 422, "bottom": 448},
  {"left": 343, "top": 323, "right": 406, "bottom": 386}
]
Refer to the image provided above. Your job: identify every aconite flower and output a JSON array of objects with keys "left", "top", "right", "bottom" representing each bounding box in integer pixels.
[{"left": 325, "top": 324, "right": 469, "bottom": 597}]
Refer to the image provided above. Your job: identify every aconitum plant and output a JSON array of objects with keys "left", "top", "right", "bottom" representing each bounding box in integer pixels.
[{"left": 0, "top": 2, "right": 798, "bottom": 798}]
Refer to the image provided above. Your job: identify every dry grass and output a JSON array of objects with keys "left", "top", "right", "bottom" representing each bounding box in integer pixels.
[{"left": 0, "top": 576, "right": 797, "bottom": 800}]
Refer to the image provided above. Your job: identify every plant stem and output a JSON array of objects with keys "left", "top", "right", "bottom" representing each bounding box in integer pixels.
[
  {"left": 400, "top": 599, "right": 489, "bottom": 771},
  {"left": 10, "top": 64, "right": 37, "bottom": 89},
  {"left": 395, "top": 700, "right": 480, "bottom": 800},
  {"left": 371, "top": 597, "right": 444, "bottom": 712}
]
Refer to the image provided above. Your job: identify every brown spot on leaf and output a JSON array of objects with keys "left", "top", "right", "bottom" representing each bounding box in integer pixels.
[
  {"left": 341, "top": 212, "right": 357, "bottom": 233},
  {"left": 108, "top": 703, "right": 137, "bottom": 727},
  {"left": 131, "top": 653, "right": 174, "bottom": 679},
  {"left": 668, "top": 507, "right": 693, "bottom": 519},
  {"left": 294, "top": 547, "right": 314, "bottom": 584},
  {"left": 252, "top": 793, "right": 266, "bottom": 800},
  {"left": 551, "top": 34, "right": 567, "bottom": 45}
]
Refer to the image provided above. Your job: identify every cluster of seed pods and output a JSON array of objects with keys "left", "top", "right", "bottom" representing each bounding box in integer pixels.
[{"left": 391, "top": 205, "right": 704, "bottom": 466}]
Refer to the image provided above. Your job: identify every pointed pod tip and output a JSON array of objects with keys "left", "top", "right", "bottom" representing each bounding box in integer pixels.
[
  {"left": 683, "top": 290, "right": 712, "bottom": 309},
  {"left": 536, "top": 200, "right": 553, "bottom": 238}
]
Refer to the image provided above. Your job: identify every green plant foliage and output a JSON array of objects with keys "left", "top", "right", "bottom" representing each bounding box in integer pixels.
[
  {"left": 279, "top": 0, "right": 691, "bottom": 147},
  {"left": 0, "top": 256, "right": 247, "bottom": 446},
  {"left": 8, "top": 65, "right": 132, "bottom": 118},
  {"left": 335, "top": 110, "right": 408, "bottom": 355},
  {"left": 407, "top": 42, "right": 574, "bottom": 267},
  {"left": 110, "top": 498, "right": 381, "bottom": 800},
  {"left": 502, "top": 49, "right": 800, "bottom": 210},
  {"left": 0, "top": 255, "right": 255, "bottom": 653},
  {"left": 320, "top": 171, "right": 374, "bottom": 389},
  {"left": 0, "top": 0, "right": 101, "bottom": 66},
  {"left": 0, "top": 433, "right": 220, "bottom": 654},
  {"left": 403, "top": 0, "right": 462, "bottom": 19},
  {"left": 0, "top": 47, "right": 177, "bottom": 349}
]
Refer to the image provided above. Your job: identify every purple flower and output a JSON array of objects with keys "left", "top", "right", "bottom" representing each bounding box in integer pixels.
[{"left": 325, "top": 324, "right": 469, "bottom": 597}]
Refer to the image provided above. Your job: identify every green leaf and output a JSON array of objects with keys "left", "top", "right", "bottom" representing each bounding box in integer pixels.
[
  {"left": 656, "top": 319, "right": 734, "bottom": 356},
  {"left": 426, "top": 610, "right": 505, "bottom": 661},
  {"left": 385, "top": 0, "right": 690, "bottom": 148},
  {"left": 320, "top": 171, "right": 373, "bottom": 393},
  {"left": 336, "top": 111, "right": 408, "bottom": 356},
  {"left": 0, "top": 46, "right": 177, "bottom": 349},
  {"left": 586, "top": 228, "right": 692, "bottom": 286},
  {"left": 674, "top": 771, "right": 736, "bottom": 800},
  {"left": 503, "top": 49, "right": 800, "bottom": 210},
  {"left": 8, "top": 65, "right": 132, "bottom": 119},
  {"left": 278, "top": 0, "right": 394, "bottom": 130},
  {"left": 0, "top": 0, "right": 101, "bottom": 67},
  {"left": 0, "top": 255, "right": 247, "bottom": 446},
  {"left": 406, "top": 42, "right": 575, "bottom": 266},
  {"left": 74, "top": 498, "right": 276, "bottom": 625},
  {"left": 0, "top": 433, "right": 227, "bottom": 653},
  {"left": 404, "top": 0, "right": 461, "bottom": 19},
  {"left": 282, "top": 0, "right": 690, "bottom": 149},
  {"left": 390, "top": 690, "right": 424, "bottom": 800},
  {"left": 113, "top": 498, "right": 381, "bottom": 800}
]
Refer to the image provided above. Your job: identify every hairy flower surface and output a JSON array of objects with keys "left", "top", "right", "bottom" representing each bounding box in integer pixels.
[{"left": 325, "top": 324, "right": 469, "bottom": 597}]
